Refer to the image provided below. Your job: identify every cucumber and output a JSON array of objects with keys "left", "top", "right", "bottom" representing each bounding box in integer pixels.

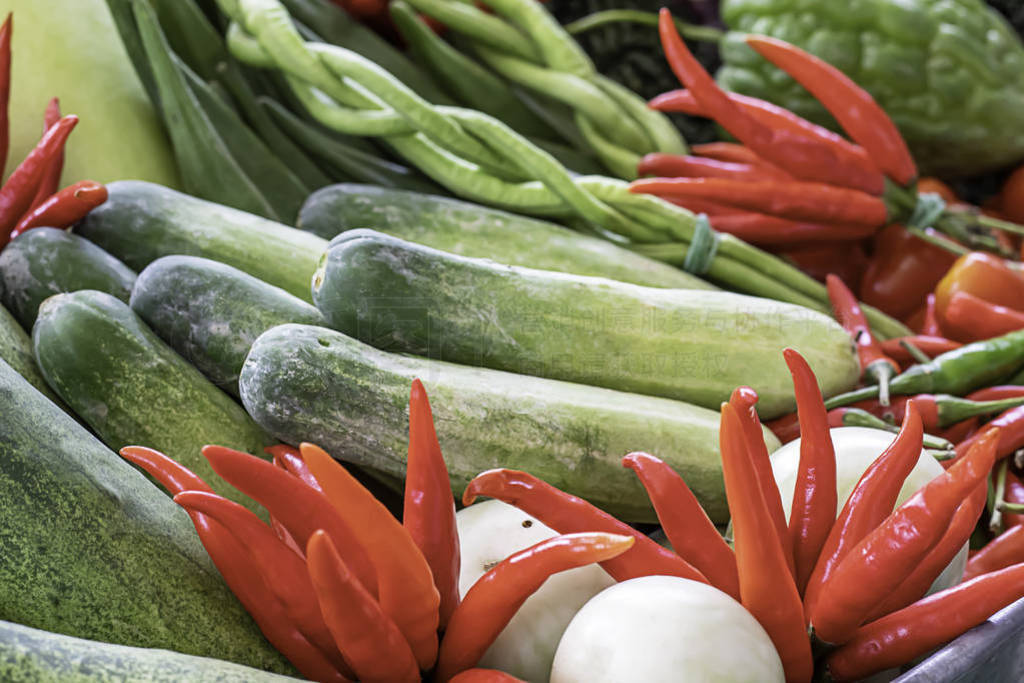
[
  {"left": 313, "top": 231, "right": 859, "bottom": 419},
  {"left": 130, "top": 255, "right": 326, "bottom": 397},
  {"left": 74, "top": 181, "right": 327, "bottom": 302},
  {"left": 32, "top": 290, "right": 274, "bottom": 517},
  {"left": 297, "top": 184, "right": 716, "bottom": 290},
  {"left": 0, "top": 359, "right": 293, "bottom": 674},
  {"left": 240, "top": 324, "right": 782, "bottom": 523},
  {"left": 0, "top": 301, "right": 60, "bottom": 404},
  {"left": 0, "top": 620, "right": 301, "bottom": 682},
  {"left": 0, "top": 227, "right": 137, "bottom": 329}
]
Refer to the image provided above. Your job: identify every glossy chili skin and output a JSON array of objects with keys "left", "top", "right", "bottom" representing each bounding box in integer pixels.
[
  {"left": 622, "top": 452, "right": 739, "bottom": 599},
  {"left": 963, "top": 525, "right": 1024, "bottom": 580},
  {"left": 0, "top": 14, "right": 10, "bottom": 178},
  {"left": 879, "top": 335, "right": 961, "bottom": 364},
  {"left": 30, "top": 98, "right": 64, "bottom": 211},
  {"left": 10, "top": 180, "right": 108, "bottom": 238},
  {"left": 719, "top": 403, "right": 813, "bottom": 682},
  {"left": 826, "top": 274, "right": 899, "bottom": 395},
  {"left": 434, "top": 533, "right": 634, "bottom": 682},
  {"left": 935, "top": 252, "right": 1024, "bottom": 319},
  {"left": 942, "top": 291, "right": 1024, "bottom": 342},
  {"left": 463, "top": 469, "right": 707, "bottom": 584},
  {"left": 637, "top": 153, "right": 786, "bottom": 181},
  {"left": 860, "top": 224, "right": 959, "bottom": 319},
  {"left": 955, "top": 405, "right": 1024, "bottom": 461}
]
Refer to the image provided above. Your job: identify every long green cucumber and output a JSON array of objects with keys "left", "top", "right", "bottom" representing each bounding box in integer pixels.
[
  {"left": 313, "top": 231, "right": 859, "bottom": 419},
  {"left": 32, "top": 290, "right": 274, "bottom": 517},
  {"left": 0, "top": 620, "right": 301, "bottom": 682},
  {"left": 74, "top": 181, "right": 326, "bottom": 302},
  {"left": 130, "top": 255, "right": 326, "bottom": 396},
  {"left": 297, "top": 184, "right": 716, "bottom": 290},
  {"left": 240, "top": 323, "right": 782, "bottom": 523},
  {"left": 0, "top": 359, "right": 292, "bottom": 674},
  {"left": 0, "top": 301, "right": 60, "bottom": 403},
  {"left": 0, "top": 227, "right": 137, "bottom": 329}
]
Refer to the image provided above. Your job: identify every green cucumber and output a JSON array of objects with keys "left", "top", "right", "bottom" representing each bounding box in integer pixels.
[
  {"left": 130, "top": 255, "right": 326, "bottom": 397},
  {"left": 0, "top": 358, "right": 292, "bottom": 674},
  {"left": 240, "top": 323, "right": 782, "bottom": 523},
  {"left": 74, "top": 181, "right": 327, "bottom": 303},
  {"left": 297, "top": 184, "right": 716, "bottom": 290},
  {"left": 312, "top": 231, "right": 859, "bottom": 419},
  {"left": 0, "top": 227, "right": 137, "bottom": 329},
  {"left": 32, "top": 290, "right": 274, "bottom": 517},
  {"left": 0, "top": 301, "right": 60, "bottom": 404},
  {"left": 0, "top": 620, "right": 301, "bottom": 682}
]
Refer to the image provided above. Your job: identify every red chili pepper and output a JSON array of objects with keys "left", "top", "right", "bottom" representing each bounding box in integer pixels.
[
  {"left": 719, "top": 403, "right": 813, "bottom": 682},
  {"left": 744, "top": 35, "right": 916, "bottom": 186},
  {"left": 802, "top": 400, "right": 924, "bottom": 620},
  {"left": 866, "top": 479, "right": 988, "bottom": 620},
  {"left": 403, "top": 379, "right": 460, "bottom": 629},
  {"left": 462, "top": 469, "right": 707, "bottom": 584},
  {"left": 827, "top": 274, "right": 900, "bottom": 404},
  {"left": 955, "top": 405, "right": 1024, "bottom": 461},
  {"left": 942, "top": 291, "right": 1024, "bottom": 342},
  {"left": 936, "top": 416, "right": 978, "bottom": 445},
  {"left": 0, "top": 13, "right": 11, "bottom": 178},
  {"left": 29, "top": 98, "right": 64, "bottom": 211},
  {"left": 783, "top": 348, "right": 838, "bottom": 595},
  {"left": 655, "top": 10, "right": 885, "bottom": 196},
  {"left": 0, "top": 115, "right": 78, "bottom": 244},
  {"left": 968, "top": 386, "right": 1024, "bottom": 402},
  {"left": 434, "top": 532, "right": 635, "bottom": 682},
  {"left": 622, "top": 452, "right": 738, "bottom": 599},
  {"left": 659, "top": 195, "right": 747, "bottom": 216},
  {"left": 201, "top": 445, "right": 379, "bottom": 597},
  {"left": 921, "top": 293, "right": 943, "bottom": 337},
  {"left": 879, "top": 335, "right": 962, "bottom": 364},
  {"left": 121, "top": 449, "right": 351, "bottom": 681},
  {"left": 729, "top": 387, "right": 795, "bottom": 577},
  {"left": 935, "top": 252, "right": 1024, "bottom": 320},
  {"left": 301, "top": 443, "right": 440, "bottom": 671},
  {"left": 826, "top": 562, "right": 1024, "bottom": 681},
  {"left": 630, "top": 177, "right": 889, "bottom": 226},
  {"left": 449, "top": 670, "right": 525, "bottom": 683},
  {"left": 860, "top": 224, "right": 959, "bottom": 319},
  {"left": 306, "top": 530, "right": 421, "bottom": 683},
  {"left": 688, "top": 141, "right": 780, "bottom": 171},
  {"left": 707, "top": 212, "right": 878, "bottom": 246},
  {"left": 649, "top": 86, "right": 882, "bottom": 195},
  {"left": 809, "top": 428, "right": 999, "bottom": 645},
  {"left": 1003, "top": 470, "right": 1024, "bottom": 528},
  {"left": 964, "top": 525, "right": 1024, "bottom": 580},
  {"left": 10, "top": 180, "right": 107, "bottom": 239},
  {"left": 637, "top": 153, "right": 789, "bottom": 181},
  {"left": 265, "top": 443, "right": 322, "bottom": 491}
]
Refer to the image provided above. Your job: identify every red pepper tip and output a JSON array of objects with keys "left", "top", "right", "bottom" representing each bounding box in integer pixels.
[{"left": 621, "top": 451, "right": 660, "bottom": 471}]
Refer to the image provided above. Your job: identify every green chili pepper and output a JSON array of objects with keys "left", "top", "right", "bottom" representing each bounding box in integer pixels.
[{"left": 825, "top": 328, "right": 1024, "bottom": 409}]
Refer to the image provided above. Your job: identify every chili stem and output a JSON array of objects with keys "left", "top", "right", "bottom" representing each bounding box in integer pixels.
[
  {"left": 900, "top": 339, "right": 933, "bottom": 365},
  {"left": 564, "top": 9, "right": 725, "bottom": 43},
  {"left": 904, "top": 226, "right": 970, "bottom": 256},
  {"left": 992, "top": 459, "right": 1009, "bottom": 534}
]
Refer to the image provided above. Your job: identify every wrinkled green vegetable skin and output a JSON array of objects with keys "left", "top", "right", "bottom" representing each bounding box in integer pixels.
[
  {"left": 241, "top": 323, "right": 783, "bottom": 523},
  {"left": 718, "top": 0, "right": 1024, "bottom": 176},
  {"left": 0, "top": 359, "right": 292, "bottom": 674}
]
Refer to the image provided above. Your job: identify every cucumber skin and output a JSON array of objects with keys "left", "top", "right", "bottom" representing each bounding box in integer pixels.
[
  {"left": 0, "top": 302, "right": 60, "bottom": 403},
  {"left": 131, "top": 256, "right": 326, "bottom": 397},
  {"left": 74, "top": 181, "right": 327, "bottom": 303},
  {"left": 240, "top": 324, "right": 783, "bottom": 523},
  {"left": 0, "top": 620, "right": 301, "bottom": 682},
  {"left": 0, "top": 359, "right": 292, "bottom": 674},
  {"left": 0, "top": 227, "right": 136, "bottom": 329},
  {"left": 314, "top": 231, "right": 860, "bottom": 419},
  {"left": 32, "top": 290, "right": 274, "bottom": 517},
  {"left": 297, "top": 184, "right": 716, "bottom": 290}
]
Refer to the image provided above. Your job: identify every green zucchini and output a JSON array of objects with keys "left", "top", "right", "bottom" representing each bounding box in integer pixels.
[
  {"left": 0, "top": 301, "right": 60, "bottom": 403},
  {"left": 297, "top": 184, "right": 716, "bottom": 290},
  {"left": 240, "top": 323, "right": 782, "bottom": 523},
  {"left": 74, "top": 181, "right": 327, "bottom": 303},
  {"left": 312, "top": 231, "right": 859, "bottom": 419},
  {"left": 0, "top": 227, "right": 137, "bottom": 329},
  {"left": 130, "top": 255, "right": 326, "bottom": 397},
  {"left": 32, "top": 290, "right": 274, "bottom": 517},
  {"left": 0, "top": 358, "right": 292, "bottom": 674},
  {"left": 0, "top": 620, "right": 300, "bottom": 682}
]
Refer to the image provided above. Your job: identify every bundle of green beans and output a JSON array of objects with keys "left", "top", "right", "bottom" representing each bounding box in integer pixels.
[{"left": 203, "top": 0, "right": 906, "bottom": 338}]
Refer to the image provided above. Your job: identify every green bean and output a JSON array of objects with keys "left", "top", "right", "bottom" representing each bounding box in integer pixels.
[
  {"left": 594, "top": 75, "right": 686, "bottom": 156},
  {"left": 473, "top": 45, "right": 652, "bottom": 153},
  {"left": 480, "top": 0, "right": 593, "bottom": 77},
  {"left": 389, "top": 0, "right": 556, "bottom": 140},
  {"left": 575, "top": 114, "right": 642, "bottom": 180},
  {"left": 527, "top": 137, "right": 604, "bottom": 175},
  {"left": 286, "top": 77, "right": 414, "bottom": 136},
  {"left": 399, "top": 0, "right": 540, "bottom": 63}
]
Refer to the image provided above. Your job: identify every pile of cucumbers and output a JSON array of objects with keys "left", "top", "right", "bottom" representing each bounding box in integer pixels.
[{"left": 0, "top": 180, "right": 860, "bottom": 674}]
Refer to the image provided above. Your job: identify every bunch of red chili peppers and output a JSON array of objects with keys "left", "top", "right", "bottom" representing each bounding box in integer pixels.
[
  {"left": 0, "top": 14, "right": 108, "bottom": 250},
  {"left": 122, "top": 379, "right": 634, "bottom": 683}
]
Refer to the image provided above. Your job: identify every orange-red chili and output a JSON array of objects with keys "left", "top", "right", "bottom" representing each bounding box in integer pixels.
[
  {"left": 637, "top": 153, "right": 788, "bottom": 181},
  {"left": 0, "top": 14, "right": 11, "bottom": 178},
  {"left": 942, "top": 291, "right": 1024, "bottom": 342},
  {"left": 963, "top": 525, "right": 1024, "bottom": 580},
  {"left": 827, "top": 274, "right": 900, "bottom": 404},
  {"left": 30, "top": 98, "right": 64, "bottom": 211},
  {"left": 879, "top": 335, "right": 962, "bottom": 364},
  {"left": 434, "top": 532, "right": 634, "bottom": 682},
  {"left": 708, "top": 213, "right": 877, "bottom": 246},
  {"left": 860, "top": 224, "right": 959, "bottom": 319},
  {"left": 10, "top": 180, "right": 108, "bottom": 239}
]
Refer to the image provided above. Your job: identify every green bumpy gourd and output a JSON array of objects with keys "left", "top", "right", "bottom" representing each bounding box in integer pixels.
[{"left": 717, "top": 0, "right": 1024, "bottom": 177}]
